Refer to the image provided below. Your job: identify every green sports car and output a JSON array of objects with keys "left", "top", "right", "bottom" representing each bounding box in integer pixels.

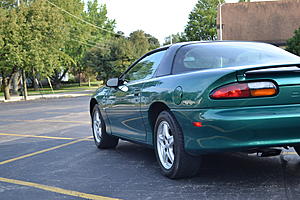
[{"left": 90, "top": 41, "right": 300, "bottom": 178}]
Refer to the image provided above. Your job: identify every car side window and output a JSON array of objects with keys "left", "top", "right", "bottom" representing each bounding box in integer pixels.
[{"left": 125, "top": 50, "right": 166, "bottom": 82}]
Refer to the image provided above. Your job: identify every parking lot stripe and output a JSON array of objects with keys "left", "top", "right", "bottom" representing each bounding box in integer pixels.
[
  {"left": 0, "top": 138, "right": 87, "bottom": 165},
  {"left": 0, "top": 119, "right": 90, "bottom": 124},
  {"left": 0, "top": 133, "right": 76, "bottom": 140},
  {"left": 0, "top": 177, "right": 119, "bottom": 200}
]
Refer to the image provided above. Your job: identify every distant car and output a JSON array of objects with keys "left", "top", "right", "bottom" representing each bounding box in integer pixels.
[{"left": 90, "top": 41, "right": 300, "bottom": 178}]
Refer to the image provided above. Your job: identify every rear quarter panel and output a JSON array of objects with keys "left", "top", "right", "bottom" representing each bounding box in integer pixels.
[{"left": 140, "top": 68, "right": 238, "bottom": 144}]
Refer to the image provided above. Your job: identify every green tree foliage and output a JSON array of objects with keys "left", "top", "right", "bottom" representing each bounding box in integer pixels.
[
  {"left": 129, "top": 30, "right": 150, "bottom": 58},
  {"left": 239, "top": 0, "right": 251, "bottom": 2},
  {"left": 84, "top": 0, "right": 115, "bottom": 43},
  {"left": 163, "top": 32, "right": 187, "bottom": 45},
  {"left": 20, "top": 1, "right": 69, "bottom": 77},
  {"left": 185, "top": 0, "right": 224, "bottom": 41},
  {"left": 0, "top": 8, "right": 22, "bottom": 100},
  {"left": 286, "top": 27, "right": 300, "bottom": 56},
  {"left": 83, "top": 37, "right": 134, "bottom": 82},
  {"left": 48, "top": 0, "right": 87, "bottom": 88},
  {"left": 0, "top": 0, "right": 68, "bottom": 99},
  {"left": 0, "top": 0, "right": 160, "bottom": 98},
  {"left": 84, "top": 30, "right": 160, "bottom": 83},
  {"left": 145, "top": 33, "right": 160, "bottom": 50}
]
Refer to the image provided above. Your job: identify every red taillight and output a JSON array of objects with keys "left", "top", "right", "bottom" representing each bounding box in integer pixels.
[
  {"left": 210, "top": 81, "right": 277, "bottom": 99},
  {"left": 193, "top": 122, "right": 203, "bottom": 127}
]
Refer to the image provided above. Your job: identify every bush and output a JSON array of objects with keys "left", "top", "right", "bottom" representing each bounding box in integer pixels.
[{"left": 286, "top": 27, "right": 300, "bottom": 56}]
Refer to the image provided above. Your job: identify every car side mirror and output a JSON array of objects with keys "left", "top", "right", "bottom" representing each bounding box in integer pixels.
[{"left": 106, "top": 78, "right": 119, "bottom": 87}]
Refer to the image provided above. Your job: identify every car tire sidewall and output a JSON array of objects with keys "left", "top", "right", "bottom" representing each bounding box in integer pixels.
[
  {"left": 154, "top": 111, "right": 182, "bottom": 177},
  {"left": 92, "top": 105, "right": 104, "bottom": 147}
]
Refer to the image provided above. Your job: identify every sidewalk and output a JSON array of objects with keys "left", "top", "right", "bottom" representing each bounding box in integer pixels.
[{"left": 0, "top": 89, "right": 94, "bottom": 103}]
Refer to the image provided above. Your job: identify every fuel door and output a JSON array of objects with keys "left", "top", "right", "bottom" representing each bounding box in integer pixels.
[{"left": 173, "top": 86, "right": 183, "bottom": 105}]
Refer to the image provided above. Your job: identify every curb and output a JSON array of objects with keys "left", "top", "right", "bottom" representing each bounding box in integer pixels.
[{"left": 0, "top": 93, "right": 90, "bottom": 103}]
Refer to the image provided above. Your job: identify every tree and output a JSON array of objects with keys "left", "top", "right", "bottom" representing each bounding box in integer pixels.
[
  {"left": 0, "top": 0, "right": 69, "bottom": 99},
  {"left": 48, "top": 0, "right": 116, "bottom": 88},
  {"left": 19, "top": 0, "right": 69, "bottom": 90},
  {"left": 76, "top": 0, "right": 116, "bottom": 86},
  {"left": 163, "top": 32, "right": 187, "bottom": 45},
  {"left": 83, "top": 37, "right": 134, "bottom": 82},
  {"left": 0, "top": 8, "right": 22, "bottom": 100},
  {"left": 83, "top": 29, "right": 160, "bottom": 83},
  {"left": 145, "top": 33, "right": 160, "bottom": 50},
  {"left": 48, "top": 0, "right": 87, "bottom": 88},
  {"left": 286, "top": 27, "right": 300, "bottom": 56},
  {"left": 239, "top": 0, "right": 251, "bottom": 2},
  {"left": 184, "top": 0, "right": 224, "bottom": 41},
  {"left": 84, "top": 0, "right": 115, "bottom": 43},
  {"left": 129, "top": 30, "right": 150, "bottom": 58}
]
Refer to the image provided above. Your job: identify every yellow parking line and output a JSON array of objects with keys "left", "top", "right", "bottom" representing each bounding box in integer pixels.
[
  {"left": 0, "top": 138, "right": 87, "bottom": 165},
  {"left": 0, "top": 177, "right": 119, "bottom": 200},
  {"left": 0, "top": 133, "right": 75, "bottom": 140},
  {"left": 0, "top": 119, "right": 90, "bottom": 124}
]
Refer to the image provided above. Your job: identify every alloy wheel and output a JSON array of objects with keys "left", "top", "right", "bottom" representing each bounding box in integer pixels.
[
  {"left": 93, "top": 109, "right": 102, "bottom": 143},
  {"left": 157, "top": 121, "right": 175, "bottom": 170}
]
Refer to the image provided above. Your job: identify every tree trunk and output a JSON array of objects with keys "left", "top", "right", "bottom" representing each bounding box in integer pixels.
[
  {"left": 51, "top": 69, "right": 69, "bottom": 90},
  {"left": 11, "top": 72, "right": 20, "bottom": 95},
  {"left": 53, "top": 80, "right": 61, "bottom": 89},
  {"left": 2, "top": 78, "right": 11, "bottom": 100},
  {"left": 33, "top": 78, "right": 39, "bottom": 91},
  {"left": 79, "top": 72, "right": 82, "bottom": 87}
]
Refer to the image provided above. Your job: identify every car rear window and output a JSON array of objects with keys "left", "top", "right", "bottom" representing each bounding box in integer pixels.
[{"left": 173, "top": 42, "right": 300, "bottom": 74}]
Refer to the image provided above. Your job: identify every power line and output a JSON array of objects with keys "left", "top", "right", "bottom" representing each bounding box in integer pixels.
[{"left": 45, "top": 0, "right": 123, "bottom": 37}]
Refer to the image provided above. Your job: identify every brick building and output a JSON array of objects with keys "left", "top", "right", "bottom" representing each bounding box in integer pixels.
[{"left": 217, "top": 0, "right": 300, "bottom": 46}]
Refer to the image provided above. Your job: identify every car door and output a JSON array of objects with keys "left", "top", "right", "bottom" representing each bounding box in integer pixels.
[{"left": 105, "top": 50, "right": 167, "bottom": 141}]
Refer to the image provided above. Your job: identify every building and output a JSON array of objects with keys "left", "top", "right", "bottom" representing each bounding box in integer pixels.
[{"left": 217, "top": 0, "right": 300, "bottom": 46}]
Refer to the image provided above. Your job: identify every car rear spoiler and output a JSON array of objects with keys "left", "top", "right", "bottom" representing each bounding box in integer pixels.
[{"left": 236, "top": 63, "right": 300, "bottom": 81}]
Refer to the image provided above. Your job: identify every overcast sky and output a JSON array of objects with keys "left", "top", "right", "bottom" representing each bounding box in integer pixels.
[{"left": 87, "top": 0, "right": 274, "bottom": 44}]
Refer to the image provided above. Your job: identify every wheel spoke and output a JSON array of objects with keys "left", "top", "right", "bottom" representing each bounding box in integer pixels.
[
  {"left": 159, "top": 139, "right": 165, "bottom": 149},
  {"left": 168, "top": 136, "right": 174, "bottom": 146},
  {"left": 163, "top": 150, "right": 168, "bottom": 164},
  {"left": 163, "top": 124, "right": 169, "bottom": 138},
  {"left": 166, "top": 148, "right": 174, "bottom": 163},
  {"left": 157, "top": 120, "right": 175, "bottom": 170}
]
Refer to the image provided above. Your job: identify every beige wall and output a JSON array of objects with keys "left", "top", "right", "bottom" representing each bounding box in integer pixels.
[{"left": 217, "top": 0, "right": 300, "bottom": 45}]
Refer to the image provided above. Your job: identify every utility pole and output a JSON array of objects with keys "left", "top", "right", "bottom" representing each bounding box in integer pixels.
[
  {"left": 219, "top": 1, "right": 224, "bottom": 40},
  {"left": 16, "top": 0, "right": 27, "bottom": 100},
  {"left": 22, "top": 69, "right": 28, "bottom": 100}
]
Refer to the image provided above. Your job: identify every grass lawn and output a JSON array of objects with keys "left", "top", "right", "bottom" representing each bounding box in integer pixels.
[{"left": 0, "top": 81, "right": 102, "bottom": 97}]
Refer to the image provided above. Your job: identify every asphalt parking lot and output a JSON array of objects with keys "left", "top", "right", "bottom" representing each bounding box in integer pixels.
[{"left": 1, "top": 96, "right": 300, "bottom": 200}]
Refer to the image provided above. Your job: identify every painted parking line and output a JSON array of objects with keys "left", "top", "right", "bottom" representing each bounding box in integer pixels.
[
  {"left": 0, "top": 133, "right": 76, "bottom": 140},
  {"left": 0, "top": 177, "right": 119, "bottom": 200},
  {"left": 0, "top": 119, "right": 90, "bottom": 124},
  {"left": 0, "top": 138, "right": 89, "bottom": 165}
]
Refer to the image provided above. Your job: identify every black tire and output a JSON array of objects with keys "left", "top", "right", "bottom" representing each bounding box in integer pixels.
[
  {"left": 154, "top": 111, "right": 201, "bottom": 179},
  {"left": 91, "top": 104, "right": 118, "bottom": 149}
]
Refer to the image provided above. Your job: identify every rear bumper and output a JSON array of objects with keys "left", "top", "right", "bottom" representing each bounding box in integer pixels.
[{"left": 172, "top": 104, "right": 300, "bottom": 154}]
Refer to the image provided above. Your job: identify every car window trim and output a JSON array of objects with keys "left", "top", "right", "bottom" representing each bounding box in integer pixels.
[{"left": 119, "top": 47, "right": 169, "bottom": 81}]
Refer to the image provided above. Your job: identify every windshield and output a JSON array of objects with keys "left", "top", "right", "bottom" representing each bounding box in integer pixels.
[{"left": 173, "top": 42, "right": 300, "bottom": 74}]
